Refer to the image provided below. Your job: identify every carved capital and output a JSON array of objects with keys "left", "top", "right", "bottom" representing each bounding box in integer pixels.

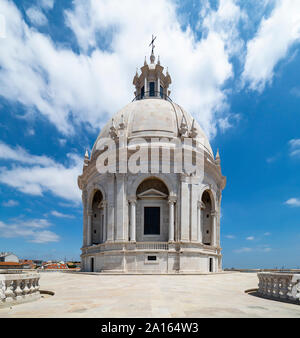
[{"left": 168, "top": 196, "right": 177, "bottom": 204}]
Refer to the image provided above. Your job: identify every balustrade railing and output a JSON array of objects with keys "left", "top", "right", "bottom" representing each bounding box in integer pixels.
[
  {"left": 257, "top": 272, "right": 300, "bottom": 303},
  {"left": 0, "top": 272, "right": 40, "bottom": 306},
  {"left": 136, "top": 242, "right": 169, "bottom": 250}
]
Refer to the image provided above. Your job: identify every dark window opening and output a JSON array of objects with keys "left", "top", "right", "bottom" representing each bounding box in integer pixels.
[
  {"left": 144, "top": 207, "right": 160, "bottom": 235},
  {"left": 141, "top": 86, "right": 144, "bottom": 99},
  {"left": 148, "top": 256, "right": 157, "bottom": 261},
  {"left": 91, "top": 257, "right": 94, "bottom": 272},
  {"left": 94, "top": 230, "right": 96, "bottom": 234},
  {"left": 149, "top": 82, "right": 155, "bottom": 96},
  {"left": 160, "top": 85, "right": 164, "bottom": 98},
  {"left": 209, "top": 258, "right": 213, "bottom": 272},
  {"left": 94, "top": 214, "right": 97, "bottom": 218}
]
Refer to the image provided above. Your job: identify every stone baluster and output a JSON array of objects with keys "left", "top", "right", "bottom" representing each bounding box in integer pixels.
[
  {"left": 4, "top": 280, "right": 14, "bottom": 303},
  {"left": 273, "top": 277, "right": 279, "bottom": 297},
  {"left": 14, "top": 279, "right": 23, "bottom": 301},
  {"left": 281, "top": 278, "right": 289, "bottom": 299},
  {"left": 23, "top": 279, "right": 30, "bottom": 297}
]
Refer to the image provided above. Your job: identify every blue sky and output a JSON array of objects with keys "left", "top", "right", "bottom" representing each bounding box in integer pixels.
[{"left": 0, "top": 0, "right": 300, "bottom": 268}]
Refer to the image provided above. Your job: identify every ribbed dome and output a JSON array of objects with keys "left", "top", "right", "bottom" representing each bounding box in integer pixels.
[{"left": 92, "top": 98, "right": 213, "bottom": 157}]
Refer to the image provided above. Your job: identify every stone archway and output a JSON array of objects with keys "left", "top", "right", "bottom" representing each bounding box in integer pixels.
[{"left": 91, "top": 190, "right": 103, "bottom": 245}]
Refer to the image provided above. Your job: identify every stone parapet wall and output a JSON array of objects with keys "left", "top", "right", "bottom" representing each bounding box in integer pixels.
[
  {"left": 257, "top": 272, "right": 300, "bottom": 303},
  {"left": 0, "top": 272, "right": 40, "bottom": 307}
]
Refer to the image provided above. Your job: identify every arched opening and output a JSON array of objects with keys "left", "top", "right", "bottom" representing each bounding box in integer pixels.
[
  {"left": 202, "top": 190, "right": 213, "bottom": 245},
  {"left": 91, "top": 190, "right": 103, "bottom": 245},
  {"left": 135, "top": 177, "right": 169, "bottom": 242}
]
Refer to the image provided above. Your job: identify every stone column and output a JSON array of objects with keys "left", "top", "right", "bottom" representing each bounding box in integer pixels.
[
  {"left": 211, "top": 211, "right": 217, "bottom": 247},
  {"left": 106, "top": 174, "right": 115, "bottom": 242},
  {"left": 144, "top": 77, "right": 147, "bottom": 97},
  {"left": 168, "top": 197, "right": 176, "bottom": 242},
  {"left": 102, "top": 201, "right": 107, "bottom": 243},
  {"left": 129, "top": 198, "right": 136, "bottom": 242},
  {"left": 180, "top": 175, "right": 190, "bottom": 241},
  {"left": 116, "top": 174, "right": 126, "bottom": 241},
  {"left": 87, "top": 209, "right": 93, "bottom": 246},
  {"left": 197, "top": 201, "right": 205, "bottom": 243},
  {"left": 82, "top": 190, "right": 88, "bottom": 247},
  {"left": 157, "top": 77, "right": 160, "bottom": 97}
]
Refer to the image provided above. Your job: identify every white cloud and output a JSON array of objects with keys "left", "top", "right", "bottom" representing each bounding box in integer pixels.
[
  {"left": 246, "top": 236, "right": 255, "bottom": 241},
  {"left": 225, "top": 234, "right": 235, "bottom": 239},
  {"left": 285, "top": 198, "right": 300, "bottom": 207},
  {"left": 2, "top": 199, "right": 19, "bottom": 207},
  {"left": 0, "top": 142, "right": 82, "bottom": 203},
  {"left": 234, "top": 247, "right": 252, "bottom": 253},
  {"left": 243, "top": 0, "right": 300, "bottom": 91},
  {"left": 50, "top": 210, "right": 74, "bottom": 219},
  {"left": 264, "top": 232, "right": 271, "bottom": 236},
  {"left": 289, "top": 139, "right": 300, "bottom": 157},
  {"left": 200, "top": 0, "right": 247, "bottom": 57},
  {"left": 0, "top": 0, "right": 239, "bottom": 138},
  {"left": 0, "top": 218, "right": 59, "bottom": 243},
  {"left": 0, "top": 142, "right": 56, "bottom": 166},
  {"left": 26, "top": 7, "right": 48, "bottom": 26},
  {"left": 41, "top": 0, "right": 54, "bottom": 11}
]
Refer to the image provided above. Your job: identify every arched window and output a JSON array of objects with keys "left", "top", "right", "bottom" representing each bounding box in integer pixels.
[
  {"left": 91, "top": 190, "right": 103, "bottom": 244},
  {"left": 136, "top": 177, "right": 169, "bottom": 241},
  {"left": 202, "top": 191, "right": 213, "bottom": 245}
]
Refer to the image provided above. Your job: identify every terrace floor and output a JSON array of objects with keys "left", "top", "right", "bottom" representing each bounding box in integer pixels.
[{"left": 0, "top": 272, "right": 299, "bottom": 318}]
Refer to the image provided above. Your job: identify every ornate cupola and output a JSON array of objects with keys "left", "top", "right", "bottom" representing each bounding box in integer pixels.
[{"left": 133, "top": 36, "right": 171, "bottom": 100}]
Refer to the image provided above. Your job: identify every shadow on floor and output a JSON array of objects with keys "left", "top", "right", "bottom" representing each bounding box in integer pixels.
[{"left": 246, "top": 289, "right": 299, "bottom": 305}]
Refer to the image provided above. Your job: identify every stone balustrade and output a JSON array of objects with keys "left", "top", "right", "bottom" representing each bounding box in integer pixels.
[
  {"left": 257, "top": 272, "right": 300, "bottom": 303},
  {"left": 0, "top": 272, "right": 40, "bottom": 307},
  {"left": 136, "top": 242, "right": 169, "bottom": 250}
]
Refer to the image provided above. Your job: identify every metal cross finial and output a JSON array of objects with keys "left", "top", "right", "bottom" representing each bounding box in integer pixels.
[{"left": 149, "top": 34, "right": 157, "bottom": 54}]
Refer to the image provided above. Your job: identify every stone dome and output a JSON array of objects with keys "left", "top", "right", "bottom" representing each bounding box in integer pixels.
[{"left": 92, "top": 98, "right": 213, "bottom": 157}]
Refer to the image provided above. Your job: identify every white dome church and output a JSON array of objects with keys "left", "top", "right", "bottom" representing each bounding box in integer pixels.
[{"left": 78, "top": 49, "right": 226, "bottom": 273}]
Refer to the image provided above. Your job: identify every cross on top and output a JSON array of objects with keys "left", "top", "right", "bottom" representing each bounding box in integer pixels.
[{"left": 149, "top": 35, "right": 157, "bottom": 54}]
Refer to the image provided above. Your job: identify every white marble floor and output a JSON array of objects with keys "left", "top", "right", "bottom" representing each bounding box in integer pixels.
[{"left": 0, "top": 272, "right": 299, "bottom": 318}]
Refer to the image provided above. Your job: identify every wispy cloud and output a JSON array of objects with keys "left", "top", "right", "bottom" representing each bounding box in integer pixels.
[
  {"left": 26, "top": 7, "right": 48, "bottom": 26},
  {"left": 0, "top": 142, "right": 81, "bottom": 203},
  {"left": 285, "top": 198, "right": 300, "bottom": 207},
  {"left": 288, "top": 139, "right": 300, "bottom": 157},
  {"left": 0, "top": 218, "right": 59, "bottom": 243},
  {"left": 234, "top": 247, "right": 252, "bottom": 254},
  {"left": 246, "top": 236, "right": 255, "bottom": 241},
  {"left": 2, "top": 199, "right": 19, "bottom": 207},
  {"left": 290, "top": 87, "right": 300, "bottom": 97},
  {"left": 242, "top": 0, "right": 300, "bottom": 92},
  {"left": 225, "top": 234, "right": 235, "bottom": 239},
  {"left": 50, "top": 210, "right": 74, "bottom": 219}
]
